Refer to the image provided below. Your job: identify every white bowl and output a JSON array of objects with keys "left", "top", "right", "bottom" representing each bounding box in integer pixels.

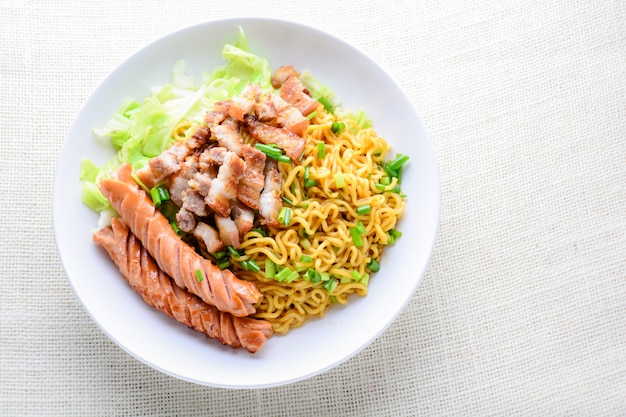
[{"left": 53, "top": 17, "right": 440, "bottom": 388}]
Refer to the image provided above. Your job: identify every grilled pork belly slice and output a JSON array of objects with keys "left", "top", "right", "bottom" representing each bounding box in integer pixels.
[
  {"left": 231, "top": 201, "right": 255, "bottom": 237},
  {"left": 237, "top": 144, "right": 267, "bottom": 210},
  {"left": 255, "top": 93, "right": 309, "bottom": 137},
  {"left": 279, "top": 75, "right": 319, "bottom": 117},
  {"left": 206, "top": 151, "right": 245, "bottom": 217},
  {"left": 93, "top": 218, "right": 272, "bottom": 352},
  {"left": 243, "top": 115, "right": 305, "bottom": 162},
  {"left": 258, "top": 159, "right": 282, "bottom": 227},
  {"left": 135, "top": 125, "right": 210, "bottom": 189},
  {"left": 271, "top": 65, "right": 299, "bottom": 89},
  {"left": 98, "top": 163, "right": 261, "bottom": 317},
  {"left": 193, "top": 221, "right": 223, "bottom": 253}
]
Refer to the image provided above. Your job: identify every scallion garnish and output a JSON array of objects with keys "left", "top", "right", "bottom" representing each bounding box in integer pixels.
[
  {"left": 304, "top": 165, "right": 318, "bottom": 188},
  {"left": 242, "top": 259, "right": 261, "bottom": 273},
  {"left": 300, "top": 255, "right": 313, "bottom": 263},
  {"left": 351, "top": 270, "right": 361, "bottom": 281},
  {"left": 356, "top": 204, "right": 371, "bottom": 215},
  {"left": 306, "top": 110, "right": 318, "bottom": 120},
  {"left": 331, "top": 121, "right": 345, "bottom": 134},
  {"left": 356, "top": 221, "right": 366, "bottom": 235},
  {"left": 275, "top": 267, "right": 292, "bottom": 281},
  {"left": 284, "top": 270, "right": 299, "bottom": 283},
  {"left": 360, "top": 273, "right": 370, "bottom": 286},
  {"left": 322, "top": 278, "right": 338, "bottom": 294},
  {"left": 255, "top": 143, "right": 292, "bottom": 164},
  {"left": 387, "top": 229, "right": 403, "bottom": 245},
  {"left": 265, "top": 259, "right": 276, "bottom": 278},
  {"left": 350, "top": 227, "right": 364, "bottom": 247},
  {"left": 383, "top": 154, "right": 410, "bottom": 183},
  {"left": 334, "top": 172, "right": 346, "bottom": 188},
  {"left": 366, "top": 259, "right": 380, "bottom": 272},
  {"left": 150, "top": 185, "right": 170, "bottom": 208},
  {"left": 254, "top": 143, "right": 282, "bottom": 157},
  {"left": 306, "top": 268, "right": 321, "bottom": 282},
  {"left": 195, "top": 269, "right": 204, "bottom": 282},
  {"left": 227, "top": 246, "right": 242, "bottom": 259},
  {"left": 281, "top": 196, "right": 296, "bottom": 206},
  {"left": 168, "top": 221, "right": 181, "bottom": 235},
  {"left": 387, "top": 153, "right": 410, "bottom": 172},
  {"left": 317, "top": 142, "right": 326, "bottom": 159},
  {"left": 318, "top": 97, "right": 334, "bottom": 114},
  {"left": 211, "top": 250, "right": 228, "bottom": 260},
  {"left": 217, "top": 259, "right": 231, "bottom": 270},
  {"left": 277, "top": 207, "right": 291, "bottom": 226}
]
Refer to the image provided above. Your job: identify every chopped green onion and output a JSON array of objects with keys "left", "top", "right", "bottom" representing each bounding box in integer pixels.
[
  {"left": 284, "top": 270, "right": 299, "bottom": 283},
  {"left": 275, "top": 267, "right": 292, "bottom": 281},
  {"left": 255, "top": 143, "right": 292, "bottom": 164},
  {"left": 281, "top": 196, "right": 296, "bottom": 206},
  {"left": 331, "top": 121, "right": 345, "bottom": 134},
  {"left": 387, "top": 154, "right": 410, "bottom": 172},
  {"left": 351, "top": 270, "right": 361, "bottom": 281},
  {"left": 334, "top": 172, "right": 346, "bottom": 188},
  {"left": 303, "top": 166, "right": 318, "bottom": 188},
  {"left": 320, "top": 271, "right": 330, "bottom": 281},
  {"left": 167, "top": 221, "right": 181, "bottom": 235},
  {"left": 387, "top": 229, "right": 403, "bottom": 245},
  {"left": 254, "top": 143, "right": 282, "bottom": 157},
  {"left": 356, "top": 204, "right": 371, "bottom": 215},
  {"left": 350, "top": 227, "right": 364, "bottom": 247},
  {"left": 366, "top": 259, "right": 380, "bottom": 272},
  {"left": 277, "top": 207, "right": 291, "bottom": 226},
  {"left": 150, "top": 185, "right": 170, "bottom": 208},
  {"left": 306, "top": 268, "right": 321, "bottom": 282},
  {"left": 380, "top": 177, "right": 391, "bottom": 186},
  {"left": 217, "top": 259, "right": 231, "bottom": 270},
  {"left": 276, "top": 154, "right": 292, "bottom": 164},
  {"left": 304, "top": 179, "right": 318, "bottom": 188},
  {"left": 306, "top": 110, "right": 318, "bottom": 120},
  {"left": 242, "top": 259, "right": 261, "bottom": 273},
  {"left": 318, "top": 97, "right": 334, "bottom": 114},
  {"left": 211, "top": 250, "right": 228, "bottom": 260},
  {"left": 265, "top": 259, "right": 276, "bottom": 278},
  {"left": 301, "top": 238, "right": 312, "bottom": 249},
  {"left": 384, "top": 165, "right": 398, "bottom": 179},
  {"left": 227, "top": 246, "right": 242, "bottom": 259},
  {"left": 317, "top": 142, "right": 326, "bottom": 159},
  {"left": 322, "top": 278, "right": 339, "bottom": 294},
  {"left": 195, "top": 269, "right": 204, "bottom": 283},
  {"left": 329, "top": 296, "right": 338, "bottom": 303},
  {"left": 356, "top": 221, "right": 366, "bottom": 235},
  {"left": 300, "top": 255, "right": 313, "bottom": 263},
  {"left": 360, "top": 273, "right": 370, "bottom": 286}
]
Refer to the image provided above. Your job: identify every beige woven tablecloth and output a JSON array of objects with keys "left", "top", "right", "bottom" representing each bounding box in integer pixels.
[{"left": 2, "top": 0, "right": 625, "bottom": 415}]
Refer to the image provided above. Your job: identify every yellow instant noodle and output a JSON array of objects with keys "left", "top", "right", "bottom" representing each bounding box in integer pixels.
[{"left": 235, "top": 107, "right": 406, "bottom": 335}]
